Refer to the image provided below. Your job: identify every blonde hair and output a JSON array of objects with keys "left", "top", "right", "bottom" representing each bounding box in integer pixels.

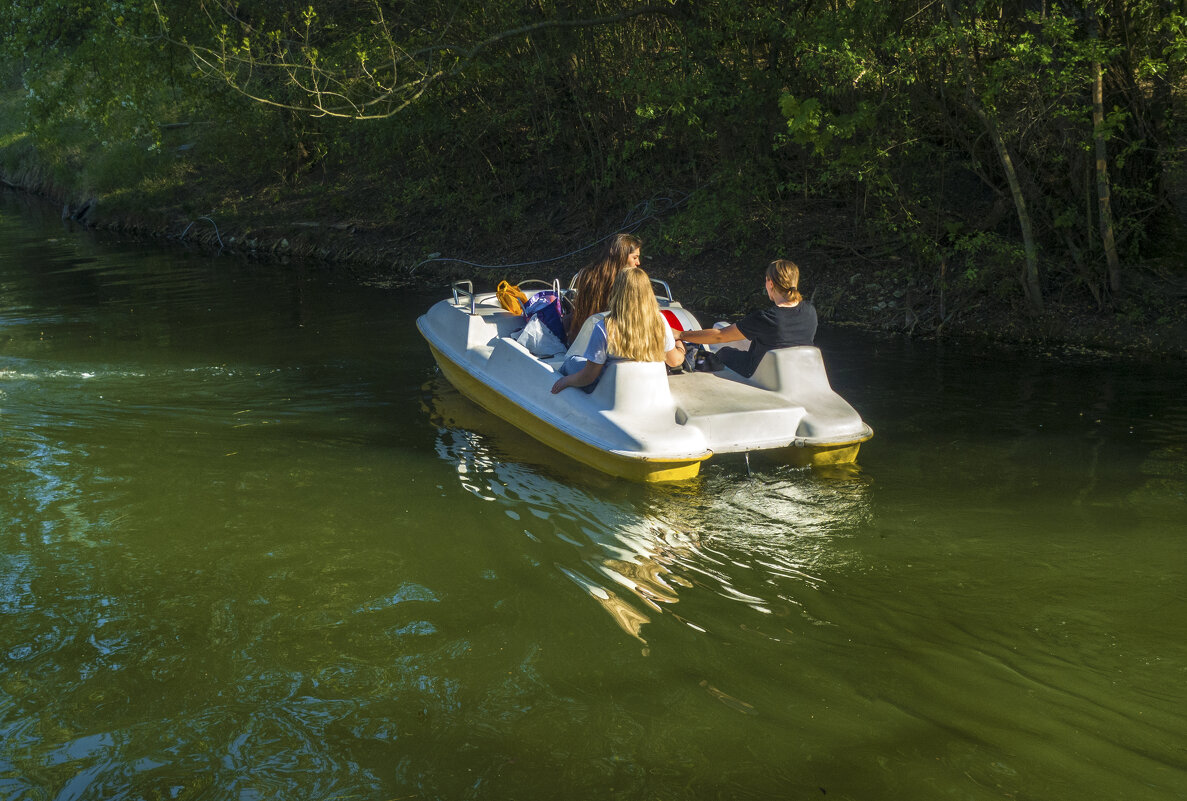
[
  {"left": 568, "top": 233, "right": 642, "bottom": 341},
  {"left": 766, "top": 259, "right": 803, "bottom": 304},
  {"left": 604, "top": 268, "right": 666, "bottom": 362}
]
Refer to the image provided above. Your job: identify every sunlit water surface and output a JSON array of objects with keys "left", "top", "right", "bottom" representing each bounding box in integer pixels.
[{"left": 1, "top": 192, "right": 1185, "bottom": 800}]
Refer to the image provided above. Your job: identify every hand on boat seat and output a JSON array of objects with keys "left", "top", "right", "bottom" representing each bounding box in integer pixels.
[{"left": 552, "top": 357, "right": 604, "bottom": 393}]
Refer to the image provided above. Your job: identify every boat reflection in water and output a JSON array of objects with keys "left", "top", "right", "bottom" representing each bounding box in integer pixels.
[{"left": 423, "top": 377, "right": 872, "bottom": 650}]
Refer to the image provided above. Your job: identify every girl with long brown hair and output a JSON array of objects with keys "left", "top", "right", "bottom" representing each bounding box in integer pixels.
[{"left": 565, "top": 232, "right": 642, "bottom": 345}]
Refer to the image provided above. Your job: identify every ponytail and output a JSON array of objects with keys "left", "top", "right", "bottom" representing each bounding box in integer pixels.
[{"left": 766, "top": 259, "right": 802, "bottom": 304}]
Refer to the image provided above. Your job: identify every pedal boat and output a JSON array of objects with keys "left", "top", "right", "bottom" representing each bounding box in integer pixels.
[{"left": 416, "top": 280, "right": 873, "bottom": 482}]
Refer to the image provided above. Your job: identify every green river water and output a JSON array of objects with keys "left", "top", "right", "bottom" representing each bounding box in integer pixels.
[{"left": 1, "top": 191, "right": 1185, "bottom": 800}]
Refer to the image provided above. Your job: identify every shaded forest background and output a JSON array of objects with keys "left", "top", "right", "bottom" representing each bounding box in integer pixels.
[{"left": 2, "top": 0, "right": 1187, "bottom": 355}]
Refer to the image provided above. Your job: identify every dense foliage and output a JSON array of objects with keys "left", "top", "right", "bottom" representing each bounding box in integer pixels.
[{"left": 2, "top": 0, "right": 1186, "bottom": 325}]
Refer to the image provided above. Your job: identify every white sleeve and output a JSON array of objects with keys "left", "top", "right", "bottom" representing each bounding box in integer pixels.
[{"left": 582, "top": 321, "right": 610, "bottom": 364}]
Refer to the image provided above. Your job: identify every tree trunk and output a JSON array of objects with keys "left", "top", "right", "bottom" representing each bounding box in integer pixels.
[
  {"left": 983, "top": 111, "right": 1043, "bottom": 312},
  {"left": 943, "top": 0, "right": 1043, "bottom": 314},
  {"left": 1090, "top": 12, "right": 1121, "bottom": 293}
]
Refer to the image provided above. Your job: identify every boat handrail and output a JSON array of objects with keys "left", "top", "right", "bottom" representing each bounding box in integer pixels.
[
  {"left": 451, "top": 280, "right": 476, "bottom": 314},
  {"left": 650, "top": 278, "right": 673, "bottom": 302},
  {"left": 562, "top": 273, "right": 670, "bottom": 302},
  {"left": 517, "top": 278, "right": 561, "bottom": 295}
]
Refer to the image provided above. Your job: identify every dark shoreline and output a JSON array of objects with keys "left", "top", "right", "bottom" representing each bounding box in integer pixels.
[{"left": 5, "top": 178, "right": 1186, "bottom": 364}]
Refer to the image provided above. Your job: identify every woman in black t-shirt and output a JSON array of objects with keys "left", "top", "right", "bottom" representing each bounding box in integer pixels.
[{"left": 675, "top": 259, "right": 817, "bottom": 378}]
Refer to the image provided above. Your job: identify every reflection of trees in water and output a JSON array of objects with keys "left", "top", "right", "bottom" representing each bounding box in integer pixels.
[
  {"left": 1134, "top": 396, "right": 1187, "bottom": 514},
  {"left": 1132, "top": 444, "right": 1187, "bottom": 517},
  {"left": 426, "top": 378, "right": 874, "bottom": 648}
]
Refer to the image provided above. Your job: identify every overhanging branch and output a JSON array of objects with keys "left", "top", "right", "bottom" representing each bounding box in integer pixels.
[{"left": 153, "top": 1, "right": 675, "bottom": 120}]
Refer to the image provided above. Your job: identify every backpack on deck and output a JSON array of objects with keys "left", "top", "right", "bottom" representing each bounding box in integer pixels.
[{"left": 523, "top": 291, "right": 567, "bottom": 343}]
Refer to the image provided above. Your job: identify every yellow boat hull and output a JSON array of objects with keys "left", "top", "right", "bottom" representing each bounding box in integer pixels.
[{"left": 428, "top": 342, "right": 708, "bottom": 482}]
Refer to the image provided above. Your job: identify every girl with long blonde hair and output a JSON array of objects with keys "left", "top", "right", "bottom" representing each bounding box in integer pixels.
[
  {"left": 676, "top": 259, "right": 817, "bottom": 377},
  {"left": 565, "top": 233, "right": 642, "bottom": 345},
  {"left": 552, "top": 268, "right": 684, "bottom": 394}
]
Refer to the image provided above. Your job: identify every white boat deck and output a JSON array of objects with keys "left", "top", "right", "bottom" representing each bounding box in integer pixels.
[{"left": 666, "top": 371, "right": 808, "bottom": 452}]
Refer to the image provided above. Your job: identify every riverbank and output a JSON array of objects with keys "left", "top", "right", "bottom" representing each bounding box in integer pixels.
[
  {"left": 5, "top": 1, "right": 1187, "bottom": 365},
  {"left": 4, "top": 166, "right": 1186, "bottom": 363}
]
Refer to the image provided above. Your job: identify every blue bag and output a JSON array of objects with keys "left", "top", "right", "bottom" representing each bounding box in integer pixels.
[{"left": 523, "top": 291, "right": 567, "bottom": 343}]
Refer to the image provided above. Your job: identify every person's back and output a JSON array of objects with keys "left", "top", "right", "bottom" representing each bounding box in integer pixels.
[
  {"left": 552, "top": 267, "right": 684, "bottom": 394},
  {"left": 675, "top": 258, "right": 814, "bottom": 378},
  {"left": 731, "top": 300, "right": 817, "bottom": 377}
]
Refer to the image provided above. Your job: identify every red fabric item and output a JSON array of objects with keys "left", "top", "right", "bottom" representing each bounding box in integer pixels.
[{"left": 660, "top": 309, "right": 684, "bottom": 331}]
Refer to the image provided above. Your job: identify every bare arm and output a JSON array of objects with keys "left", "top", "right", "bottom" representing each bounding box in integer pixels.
[
  {"left": 551, "top": 360, "right": 605, "bottom": 393},
  {"left": 676, "top": 324, "right": 745, "bottom": 345},
  {"left": 664, "top": 340, "right": 687, "bottom": 368}
]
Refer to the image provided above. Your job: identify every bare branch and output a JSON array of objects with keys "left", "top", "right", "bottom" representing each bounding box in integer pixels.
[{"left": 152, "top": 1, "right": 675, "bottom": 120}]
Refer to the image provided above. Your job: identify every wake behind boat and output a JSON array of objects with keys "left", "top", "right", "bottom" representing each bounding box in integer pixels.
[{"left": 416, "top": 279, "right": 873, "bottom": 482}]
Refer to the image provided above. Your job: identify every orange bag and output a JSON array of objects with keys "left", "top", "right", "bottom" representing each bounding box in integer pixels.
[{"left": 496, "top": 280, "right": 529, "bottom": 315}]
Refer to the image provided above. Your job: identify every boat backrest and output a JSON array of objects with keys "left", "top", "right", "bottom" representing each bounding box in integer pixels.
[
  {"left": 589, "top": 359, "right": 674, "bottom": 416},
  {"left": 564, "top": 312, "right": 606, "bottom": 359},
  {"left": 745, "top": 346, "right": 832, "bottom": 396},
  {"left": 743, "top": 346, "right": 864, "bottom": 439}
]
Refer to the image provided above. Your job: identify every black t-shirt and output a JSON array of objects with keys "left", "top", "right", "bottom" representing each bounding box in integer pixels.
[{"left": 732, "top": 302, "right": 818, "bottom": 377}]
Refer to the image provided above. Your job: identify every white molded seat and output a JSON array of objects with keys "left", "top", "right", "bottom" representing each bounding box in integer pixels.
[
  {"left": 743, "top": 347, "right": 865, "bottom": 439},
  {"left": 589, "top": 359, "right": 674, "bottom": 415},
  {"left": 564, "top": 312, "right": 606, "bottom": 360}
]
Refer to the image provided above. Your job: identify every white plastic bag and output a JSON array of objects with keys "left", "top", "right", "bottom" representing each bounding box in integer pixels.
[{"left": 516, "top": 315, "right": 567, "bottom": 357}]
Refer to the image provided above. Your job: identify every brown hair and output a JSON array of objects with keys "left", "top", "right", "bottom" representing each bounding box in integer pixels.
[
  {"left": 567, "top": 233, "right": 642, "bottom": 342},
  {"left": 766, "top": 259, "right": 803, "bottom": 304}
]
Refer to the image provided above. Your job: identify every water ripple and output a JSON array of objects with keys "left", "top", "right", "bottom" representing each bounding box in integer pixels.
[{"left": 428, "top": 385, "right": 874, "bottom": 650}]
